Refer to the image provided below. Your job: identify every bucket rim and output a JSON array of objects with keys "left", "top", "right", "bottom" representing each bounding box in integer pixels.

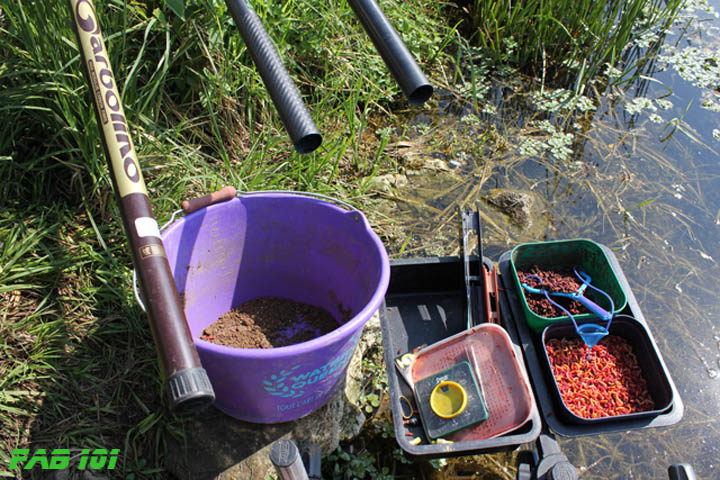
[{"left": 153, "top": 191, "right": 391, "bottom": 357}]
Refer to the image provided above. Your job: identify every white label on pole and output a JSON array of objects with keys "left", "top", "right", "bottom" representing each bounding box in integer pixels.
[{"left": 135, "top": 217, "right": 161, "bottom": 238}]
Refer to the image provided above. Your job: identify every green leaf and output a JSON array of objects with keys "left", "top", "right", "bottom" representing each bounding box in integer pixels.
[
  {"left": 635, "top": 199, "right": 657, "bottom": 208},
  {"left": 167, "top": 0, "right": 185, "bottom": 20}
]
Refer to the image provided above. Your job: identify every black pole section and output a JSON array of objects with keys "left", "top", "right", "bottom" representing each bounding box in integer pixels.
[
  {"left": 668, "top": 464, "right": 697, "bottom": 480},
  {"left": 68, "top": 0, "right": 214, "bottom": 414},
  {"left": 225, "top": 0, "right": 322, "bottom": 154},
  {"left": 347, "top": 0, "right": 433, "bottom": 106},
  {"left": 303, "top": 444, "right": 322, "bottom": 480}
]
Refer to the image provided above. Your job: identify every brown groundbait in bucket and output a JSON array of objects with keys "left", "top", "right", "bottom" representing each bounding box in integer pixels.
[{"left": 201, "top": 297, "right": 340, "bottom": 348}]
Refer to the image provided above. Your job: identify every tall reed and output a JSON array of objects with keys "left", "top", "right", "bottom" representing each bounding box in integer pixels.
[{"left": 463, "top": 0, "right": 683, "bottom": 89}]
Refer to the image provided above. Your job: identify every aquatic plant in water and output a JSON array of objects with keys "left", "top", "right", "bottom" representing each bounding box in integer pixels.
[
  {"left": 624, "top": 96, "right": 657, "bottom": 115},
  {"left": 614, "top": 0, "right": 720, "bottom": 131},
  {"left": 659, "top": 46, "right": 720, "bottom": 90},
  {"left": 701, "top": 97, "right": 720, "bottom": 112},
  {"left": 464, "top": 0, "right": 684, "bottom": 88},
  {"left": 530, "top": 88, "right": 597, "bottom": 113},
  {"left": 517, "top": 120, "right": 576, "bottom": 162}
]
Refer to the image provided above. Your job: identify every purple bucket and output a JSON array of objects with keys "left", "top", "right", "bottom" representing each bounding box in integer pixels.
[{"left": 159, "top": 192, "right": 389, "bottom": 423}]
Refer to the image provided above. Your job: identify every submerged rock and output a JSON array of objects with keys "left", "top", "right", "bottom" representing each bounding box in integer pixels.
[
  {"left": 485, "top": 189, "right": 534, "bottom": 228},
  {"left": 373, "top": 173, "right": 409, "bottom": 192},
  {"left": 164, "top": 313, "right": 381, "bottom": 479}
]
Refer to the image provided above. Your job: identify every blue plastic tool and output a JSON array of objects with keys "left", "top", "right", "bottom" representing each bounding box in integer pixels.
[
  {"left": 521, "top": 269, "right": 612, "bottom": 321},
  {"left": 521, "top": 268, "right": 615, "bottom": 360}
]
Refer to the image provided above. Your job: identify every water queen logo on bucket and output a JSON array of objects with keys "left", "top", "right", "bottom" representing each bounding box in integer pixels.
[
  {"left": 263, "top": 334, "right": 360, "bottom": 402},
  {"left": 263, "top": 365, "right": 305, "bottom": 398}
]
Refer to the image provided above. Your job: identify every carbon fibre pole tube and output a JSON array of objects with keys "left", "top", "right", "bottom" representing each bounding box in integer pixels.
[
  {"left": 68, "top": 0, "right": 214, "bottom": 414},
  {"left": 347, "top": 0, "right": 433, "bottom": 106},
  {"left": 225, "top": 0, "right": 322, "bottom": 154},
  {"left": 668, "top": 464, "right": 697, "bottom": 480}
]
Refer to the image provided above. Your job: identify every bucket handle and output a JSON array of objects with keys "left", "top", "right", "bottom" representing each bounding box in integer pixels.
[
  {"left": 180, "top": 187, "right": 359, "bottom": 214},
  {"left": 132, "top": 189, "right": 361, "bottom": 312}
]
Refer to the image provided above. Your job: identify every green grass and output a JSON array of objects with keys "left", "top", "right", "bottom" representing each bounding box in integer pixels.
[{"left": 0, "top": 0, "right": 456, "bottom": 477}]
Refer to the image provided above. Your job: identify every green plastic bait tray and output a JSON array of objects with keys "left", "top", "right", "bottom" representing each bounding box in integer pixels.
[{"left": 509, "top": 238, "right": 627, "bottom": 333}]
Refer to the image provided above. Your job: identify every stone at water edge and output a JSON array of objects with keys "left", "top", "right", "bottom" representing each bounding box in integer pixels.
[
  {"left": 164, "top": 313, "right": 382, "bottom": 479},
  {"left": 373, "top": 173, "right": 409, "bottom": 192},
  {"left": 485, "top": 189, "right": 535, "bottom": 228}
]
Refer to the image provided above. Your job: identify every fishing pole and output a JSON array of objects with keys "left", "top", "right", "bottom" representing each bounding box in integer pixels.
[
  {"left": 225, "top": 0, "right": 322, "bottom": 154},
  {"left": 67, "top": 0, "right": 215, "bottom": 414},
  {"left": 347, "top": 0, "right": 433, "bottom": 106}
]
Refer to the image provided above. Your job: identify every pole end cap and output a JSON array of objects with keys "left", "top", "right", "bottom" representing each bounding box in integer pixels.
[
  {"left": 167, "top": 367, "right": 215, "bottom": 415},
  {"left": 269, "top": 439, "right": 300, "bottom": 468}
]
